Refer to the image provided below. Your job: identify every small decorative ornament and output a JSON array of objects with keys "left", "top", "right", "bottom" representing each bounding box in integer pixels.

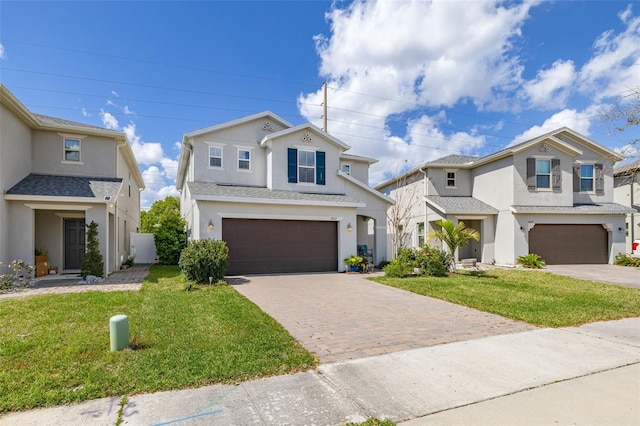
[
  {"left": 262, "top": 121, "right": 273, "bottom": 131},
  {"left": 303, "top": 132, "right": 312, "bottom": 142},
  {"left": 539, "top": 143, "right": 550, "bottom": 152}
]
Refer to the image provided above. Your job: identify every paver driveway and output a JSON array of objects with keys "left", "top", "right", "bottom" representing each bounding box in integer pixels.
[{"left": 230, "top": 272, "right": 536, "bottom": 363}]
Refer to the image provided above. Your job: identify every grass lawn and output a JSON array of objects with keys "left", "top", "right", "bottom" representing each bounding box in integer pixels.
[
  {"left": 0, "top": 266, "right": 316, "bottom": 413},
  {"left": 371, "top": 268, "right": 640, "bottom": 328}
]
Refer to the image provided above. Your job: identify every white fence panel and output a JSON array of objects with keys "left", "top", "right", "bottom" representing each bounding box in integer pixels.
[{"left": 130, "top": 233, "right": 157, "bottom": 264}]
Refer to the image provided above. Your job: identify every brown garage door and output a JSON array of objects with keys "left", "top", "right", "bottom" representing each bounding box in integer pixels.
[
  {"left": 529, "top": 224, "right": 608, "bottom": 264},
  {"left": 222, "top": 219, "right": 338, "bottom": 275}
]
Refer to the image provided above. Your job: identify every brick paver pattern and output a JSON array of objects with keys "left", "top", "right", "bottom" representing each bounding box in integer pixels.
[
  {"left": 0, "top": 264, "right": 149, "bottom": 299},
  {"left": 231, "top": 272, "right": 537, "bottom": 363}
]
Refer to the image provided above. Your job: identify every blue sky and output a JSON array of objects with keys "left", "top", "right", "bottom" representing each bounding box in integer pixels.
[{"left": 1, "top": 0, "right": 639, "bottom": 209}]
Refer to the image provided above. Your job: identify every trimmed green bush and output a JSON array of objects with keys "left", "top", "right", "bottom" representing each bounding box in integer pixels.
[
  {"left": 383, "top": 246, "right": 448, "bottom": 278},
  {"left": 179, "top": 239, "right": 229, "bottom": 283},
  {"left": 516, "top": 253, "right": 546, "bottom": 269}
]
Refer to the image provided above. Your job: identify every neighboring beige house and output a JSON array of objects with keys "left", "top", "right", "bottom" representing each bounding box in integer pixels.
[
  {"left": 0, "top": 85, "right": 145, "bottom": 276},
  {"left": 176, "top": 111, "right": 393, "bottom": 274},
  {"left": 614, "top": 160, "right": 640, "bottom": 252},
  {"left": 376, "top": 127, "right": 634, "bottom": 265}
]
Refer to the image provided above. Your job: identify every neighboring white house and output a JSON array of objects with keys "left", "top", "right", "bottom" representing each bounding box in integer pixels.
[
  {"left": 376, "top": 127, "right": 634, "bottom": 265},
  {"left": 176, "top": 111, "right": 393, "bottom": 274},
  {"left": 614, "top": 160, "right": 640, "bottom": 253},
  {"left": 0, "top": 85, "right": 145, "bottom": 275}
]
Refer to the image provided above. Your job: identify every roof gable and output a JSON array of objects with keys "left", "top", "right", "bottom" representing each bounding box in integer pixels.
[
  {"left": 183, "top": 111, "right": 293, "bottom": 139},
  {"left": 260, "top": 123, "right": 351, "bottom": 151}
]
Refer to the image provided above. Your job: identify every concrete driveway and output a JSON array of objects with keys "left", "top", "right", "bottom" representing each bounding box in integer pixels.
[
  {"left": 544, "top": 264, "right": 640, "bottom": 288},
  {"left": 230, "top": 273, "right": 536, "bottom": 363}
]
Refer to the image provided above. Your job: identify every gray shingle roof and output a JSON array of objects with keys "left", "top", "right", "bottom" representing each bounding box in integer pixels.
[
  {"left": 7, "top": 174, "right": 123, "bottom": 199},
  {"left": 33, "top": 113, "right": 111, "bottom": 132},
  {"left": 426, "top": 155, "right": 481, "bottom": 165},
  {"left": 614, "top": 160, "right": 640, "bottom": 176},
  {"left": 187, "top": 181, "right": 365, "bottom": 205},
  {"left": 425, "top": 196, "right": 498, "bottom": 214},
  {"left": 511, "top": 203, "right": 636, "bottom": 214}
]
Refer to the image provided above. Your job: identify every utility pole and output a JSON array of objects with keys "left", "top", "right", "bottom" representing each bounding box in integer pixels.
[{"left": 321, "top": 82, "right": 327, "bottom": 133}]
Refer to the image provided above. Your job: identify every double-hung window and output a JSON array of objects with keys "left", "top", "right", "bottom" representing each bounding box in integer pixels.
[
  {"left": 238, "top": 149, "right": 251, "bottom": 170},
  {"left": 536, "top": 159, "right": 551, "bottom": 188},
  {"left": 446, "top": 171, "right": 456, "bottom": 188},
  {"left": 417, "top": 222, "right": 425, "bottom": 246},
  {"left": 298, "top": 150, "right": 316, "bottom": 183},
  {"left": 209, "top": 146, "right": 223, "bottom": 168},
  {"left": 64, "top": 138, "right": 81, "bottom": 162},
  {"left": 580, "top": 164, "right": 594, "bottom": 192}
]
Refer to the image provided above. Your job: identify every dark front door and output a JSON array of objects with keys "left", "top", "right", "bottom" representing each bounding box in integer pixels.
[{"left": 65, "top": 219, "right": 86, "bottom": 269}]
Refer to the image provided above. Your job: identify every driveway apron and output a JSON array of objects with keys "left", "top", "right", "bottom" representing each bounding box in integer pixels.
[{"left": 230, "top": 273, "right": 536, "bottom": 363}]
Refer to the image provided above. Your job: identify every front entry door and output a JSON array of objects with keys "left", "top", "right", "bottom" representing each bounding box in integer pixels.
[{"left": 65, "top": 219, "right": 86, "bottom": 269}]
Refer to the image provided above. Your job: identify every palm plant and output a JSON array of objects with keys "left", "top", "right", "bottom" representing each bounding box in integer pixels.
[{"left": 428, "top": 219, "right": 480, "bottom": 273}]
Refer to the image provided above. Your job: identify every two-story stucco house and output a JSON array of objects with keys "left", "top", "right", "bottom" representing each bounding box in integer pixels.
[
  {"left": 614, "top": 160, "right": 640, "bottom": 252},
  {"left": 376, "top": 127, "right": 634, "bottom": 265},
  {"left": 0, "top": 85, "right": 144, "bottom": 276},
  {"left": 176, "top": 111, "right": 393, "bottom": 274}
]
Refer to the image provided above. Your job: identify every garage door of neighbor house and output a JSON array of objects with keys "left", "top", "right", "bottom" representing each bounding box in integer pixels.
[
  {"left": 222, "top": 219, "right": 338, "bottom": 275},
  {"left": 529, "top": 224, "right": 608, "bottom": 264}
]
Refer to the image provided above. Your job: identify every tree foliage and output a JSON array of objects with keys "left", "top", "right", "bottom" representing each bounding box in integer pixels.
[
  {"left": 143, "top": 196, "right": 186, "bottom": 265},
  {"left": 385, "top": 173, "right": 421, "bottom": 259},
  {"left": 428, "top": 219, "right": 480, "bottom": 272},
  {"left": 81, "top": 221, "right": 104, "bottom": 278}
]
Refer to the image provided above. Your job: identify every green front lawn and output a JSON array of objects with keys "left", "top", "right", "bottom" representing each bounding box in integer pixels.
[
  {"left": 0, "top": 266, "right": 316, "bottom": 413},
  {"left": 371, "top": 269, "right": 640, "bottom": 327}
]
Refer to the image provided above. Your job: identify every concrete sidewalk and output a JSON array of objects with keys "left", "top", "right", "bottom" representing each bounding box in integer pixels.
[{"left": 1, "top": 318, "right": 638, "bottom": 425}]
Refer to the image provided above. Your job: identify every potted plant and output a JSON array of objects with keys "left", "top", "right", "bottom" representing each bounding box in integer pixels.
[
  {"left": 344, "top": 254, "right": 364, "bottom": 272},
  {"left": 34, "top": 247, "right": 49, "bottom": 277}
]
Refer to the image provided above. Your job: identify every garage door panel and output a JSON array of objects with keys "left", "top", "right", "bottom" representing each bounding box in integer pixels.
[
  {"left": 223, "top": 219, "right": 337, "bottom": 275},
  {"left": 529, "top": 224, "right": 608, "bottom": 265}
]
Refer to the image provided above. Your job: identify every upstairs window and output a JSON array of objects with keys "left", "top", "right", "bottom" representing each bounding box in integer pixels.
[
  {"left": 341, "top": 163, "right": 351, "bottom": 175},
  {"left": 580, "top": 164, "right": 594, "bottom": 192},
  {"left": 209, "top": 146, "right": 223, "bottom": 168},
  {"left": 446, "top": 171, "right": 456, "bottom": 188},
  {"left": 238, "top": 149, "right": 251, "bottom": 170},
  {"left": 298, "top": 150, "right": 316, "bottom": 183},
  {"left": 287, "top": 148, "right": 325, "bottom": 185},
  {"left": 64, "top": 138, "right": 81, "bottom": 162},
  {"left": 536, "top": 159, "right": 551, "bottom": 188}
]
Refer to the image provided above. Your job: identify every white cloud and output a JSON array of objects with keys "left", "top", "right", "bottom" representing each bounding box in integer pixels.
[
  {"left": 174, "top": 141, "right": 182, "bottom": 151},
  {"left": 522, "top": 60, "right": 576, "bottom": 109},
  {"left": 139, "top": 166, "right": 179, "bottom": 209},
  {"left": 99, "top": 110, "right": 119, "bottom": 130},
  {"left": 81, "top": 108, "right": 89, "bottom": 117},
  {"left": 124, "top": 123, "right": 164, "bottom": 165},
  {"left": 0, "top": 43, "right": 5, "bottom": 59},
  {"left": 510, "top": 107, "right": 599, "bottom": 145},
  {"left": 111, "top": 91, "right": 119, "bottom": 97},
  {"left": 578, "top": 6, "right": 640, "bottom": 101},
  {"left": 160, "top": 158, "right": 179, "bottom": 180},
  {"left": 123, "top": 105, "right": 134, "bottom": 115}
]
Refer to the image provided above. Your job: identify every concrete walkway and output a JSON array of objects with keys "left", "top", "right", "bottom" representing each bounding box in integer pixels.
[
  {"left": 2, "top": 317, "right": 638, "bottom": 425},
  {"left": 0, "top": 264, "right": 149, "bottom": 299},
  {"left": 230, "top": 272, "right": 536, "bottom": 363}
]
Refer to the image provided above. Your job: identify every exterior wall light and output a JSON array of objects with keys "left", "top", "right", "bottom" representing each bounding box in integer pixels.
[
  {"left": 347, "top": 223, "right": 353, "bottom": 232},
  {"left": 208, "top": 220, "right": 214, "bottom": 231}
]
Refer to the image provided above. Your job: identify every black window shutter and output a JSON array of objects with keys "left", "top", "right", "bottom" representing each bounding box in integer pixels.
[
  {"left": 316, "top": 151, "right": 326, "bottom": 185},
  {"left": 551, "top": 159, "right": 561, "bottom": 190},
  {"left": 526, "top": 158, "right": 536, "bottom": 189},
  {"left": 595, "top": 163, "right": 604, "bottom": 194},
  {"left": 573, "top": 165, "right": 580, "bottom": 192},
  {"left": 287, "top": 148, "right": 297, "bottom": 183}
]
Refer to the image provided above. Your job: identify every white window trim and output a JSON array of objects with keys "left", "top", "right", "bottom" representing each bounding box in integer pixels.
[
  {"left": 60, "top": 134, "right": 85, "bottom": 165},
  {"left": 236, "top": 148, "right": 252, "bottom": 172},
  {"left": 298, "top": 149, "right": 316, "bottom": 184},
  {"left": 340, "top": 163, "right": 351, "bottom": 175},
  {"left": 535, "top": 158, "right": 552, "bottom": 190},
  {"left": 579, "top": 162, "right": 596, "bottom": 193},
  {"left": 207, "top": 143, "right": 224, "bottom": 169},
  {"left": 444, "top": 169, "right": 457, "bottom": 189}
]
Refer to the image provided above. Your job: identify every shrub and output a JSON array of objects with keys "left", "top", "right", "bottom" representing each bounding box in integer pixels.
[
  {"left": 81, "top": 221, "right": 104, "bottom": 278},
  {"left": 154, "top": 212, "right": 187, "bottom": 265},
  {"left": 383, "top": 246, "right": 448, "bottom": 278},
  {"left": 344, "top": 255, "right": 364, "bottom": 267},
  {"left": 0, "top": 260, "right": 34, "bottom": 291},
  {"left": 615, "top": 253, "right": 640, "bottom": 267},
  {"left": 179, "top": 239, "right": 229, "bottom": 283},
  {"left": 516, "top": 253, "right": 546, "bottom": 269}
]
